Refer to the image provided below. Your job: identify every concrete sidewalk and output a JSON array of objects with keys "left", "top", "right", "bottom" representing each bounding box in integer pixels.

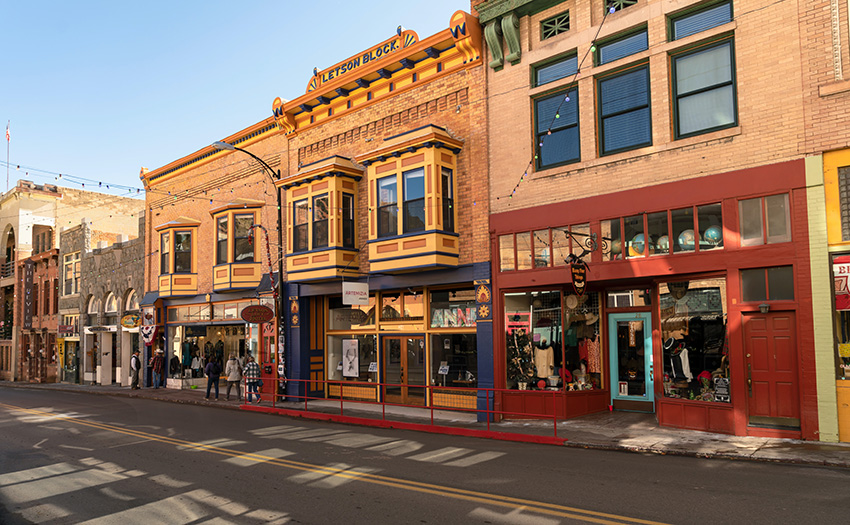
[{"left": 3, "top": 381, "right": 849, "bottom": 468}]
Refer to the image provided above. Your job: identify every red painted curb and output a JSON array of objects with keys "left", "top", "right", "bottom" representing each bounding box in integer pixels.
[{"left": 239, "top": 405, "right": 567, "bottom": 446}]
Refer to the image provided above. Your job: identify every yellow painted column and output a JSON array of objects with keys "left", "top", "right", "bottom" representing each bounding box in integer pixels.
[{"left": 807, "top": 154, "right": 839, "bottom": 442}]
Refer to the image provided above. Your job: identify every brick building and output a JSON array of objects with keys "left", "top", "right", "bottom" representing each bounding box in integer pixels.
[
  {"left": 0, "top": 181, "right": 143, "bottom": 383},
  {"left": 140, "top": 10, "right": 490, "bottom": 408},
  {"left": 477, "top": 0, "right": 850, "bottom": 441},
  {"left": 58, "top": 215, "right": 146, "bottom": 386}
]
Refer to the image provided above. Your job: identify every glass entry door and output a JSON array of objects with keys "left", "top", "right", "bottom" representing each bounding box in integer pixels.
[
  {"left": 383, "top": 336, "right": 425, "bottom": 406},
  {"left": 608, "top": 312, "right": 655, "bottom": 410}
]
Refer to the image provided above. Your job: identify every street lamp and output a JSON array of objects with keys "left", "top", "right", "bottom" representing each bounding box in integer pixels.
[{"left": 212, "top": 140, "right": 286, "bottom": 394}]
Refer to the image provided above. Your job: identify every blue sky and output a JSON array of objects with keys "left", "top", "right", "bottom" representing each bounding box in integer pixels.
[{"left": 1, "top": 0, "right": 470, "bottom": 196}]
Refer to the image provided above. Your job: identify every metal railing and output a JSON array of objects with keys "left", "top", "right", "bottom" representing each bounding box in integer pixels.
[
  {"left": 244, "top": 377, "right": 568, "bottom": 442},
  {"left": 0, "top": 261, "right": 13, "bottom": 279}
]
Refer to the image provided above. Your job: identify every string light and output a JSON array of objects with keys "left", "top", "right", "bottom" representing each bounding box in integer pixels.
[{"left": 499, "top": 5, "right": 616, "bottom": 201}]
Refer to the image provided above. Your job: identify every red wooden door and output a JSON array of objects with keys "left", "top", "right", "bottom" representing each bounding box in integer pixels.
[{"left": 743, "top": 312, "right": 800, "bottom": 427}]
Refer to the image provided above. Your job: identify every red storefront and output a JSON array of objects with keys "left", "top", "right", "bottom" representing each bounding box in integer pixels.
[{"left": 491, "top": 159, "right": 817, "bottom": 440}]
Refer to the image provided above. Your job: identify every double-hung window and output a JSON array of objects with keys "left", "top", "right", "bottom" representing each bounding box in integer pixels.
[
  {"left": 216, "top": 216, "right": 228, "bottom": 264},
  {"left": 672, "top": 40, "right": 736, "bottom": 138},
  {"left": 342, "top": 194, "right": 355, "bottom": 248},
  {"left": 403, "top": 168, "right": 425, "bottom": 233},
  {"left": 536, "top": 87, "right": 579, "bottom": 168},
  {"left": 671, "top": 1, "right": 732, "bottom": 40},
  {"left": 173, "top": 232, "right": 192, "bottom": 273},
  {"left": 233, "top": 214, "right": 255, "bottom": 262},
  {"left": 293, "top": 200, "right": 309, "bottom": 252},
  {"left": 534, "top": 54, "right": 577, "bottom": 87},
  {"left": 597, "top": 28, "right": 648, "bottom": 65},
  {"left": 63, "top": 252, "right": 80, "bottom": 295},
  {"left": 441, "top": 168, "right": 454, "bottom": 233},
  {"left": 378, "top": 176, "right": 398, "bottom": 238},
  {"left": 313, "top": 195, "right": 329, "bottom": 249},
  {"left": 160, "top": 233, "right": 170, "bottom": 274},
  {"left": 598, "top": 66, "right": 651, "bottom": 155}
]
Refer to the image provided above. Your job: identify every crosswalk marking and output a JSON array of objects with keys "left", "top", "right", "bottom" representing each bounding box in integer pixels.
[
  {"left": 0, "top": 463, "right": 77, "bottom": 487},
  {"left": 408, "top": 446, "right": 471, "bottom": 463},
  {"left": 364, "top": 439, "right": 424, "bottom": 456},
  {"left": 223, "top": 448, "right": 295, "bottom": 467},
  {"left": 2, "top": 469, "right": 126, "bottom": 504},
  {"left": 288, "top": 462, "right": 378, "bottom": 488},
  {"left": 445, "top": 451, "right": 506, "bottom": 467}
]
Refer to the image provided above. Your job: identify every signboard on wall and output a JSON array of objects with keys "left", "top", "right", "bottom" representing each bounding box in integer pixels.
[
  {"left": 834, "top": 256, "right": 850, "bottom": 310},
  {"left": 23, "top": 260, "right": 33, "bottom": 329}
]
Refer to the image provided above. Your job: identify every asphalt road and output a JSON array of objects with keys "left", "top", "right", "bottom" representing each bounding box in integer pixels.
[{"left": 1, "top": 387, "right": 849, "bottom": 524}]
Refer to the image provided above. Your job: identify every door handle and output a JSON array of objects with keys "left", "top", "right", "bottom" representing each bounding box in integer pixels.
[{"left": 747, "top": 363, "right": 752, "bottom": 397}]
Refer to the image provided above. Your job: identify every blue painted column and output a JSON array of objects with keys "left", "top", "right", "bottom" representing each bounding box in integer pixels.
[
  {"left": 283, "top": 283, "right": 305, "bottom": 401},
  {"left": 474, "top": 261, "right": 494, "bottom": 422}
]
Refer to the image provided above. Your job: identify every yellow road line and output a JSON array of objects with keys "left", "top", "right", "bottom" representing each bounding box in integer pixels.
[{"left": 0, "top": 402, "right": 668, "bottom": 525}]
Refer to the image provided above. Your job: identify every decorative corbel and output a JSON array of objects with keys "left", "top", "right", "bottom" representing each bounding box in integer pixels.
[
  {"left": 484, "top": 19, "right": 504, "bottom": 70},
  {"left": 502, "top": 12, "right": 521, "bottom": 65}
]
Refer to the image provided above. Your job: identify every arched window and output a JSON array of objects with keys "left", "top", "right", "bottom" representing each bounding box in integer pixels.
[
  {"left": 125, "top": 290, "right": 139, "bottom": 311},
  {"left": 104, "top": 293, "right": 118, "bottom": 314},
  {"left": 87, "top": 296, "right": 101, "bottom": 315}
]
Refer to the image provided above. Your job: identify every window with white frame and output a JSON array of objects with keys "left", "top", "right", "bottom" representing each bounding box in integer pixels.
[
  {"left": 378, "top": 176, "right": 398, "bottom": 238},
  {"left": 63, "top": 252, "right": 80, "bottom": 295}
]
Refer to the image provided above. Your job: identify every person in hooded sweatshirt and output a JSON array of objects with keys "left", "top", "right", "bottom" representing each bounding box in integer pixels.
[{"left": 224, "top": 353, "right": 243, "bottom": 402}]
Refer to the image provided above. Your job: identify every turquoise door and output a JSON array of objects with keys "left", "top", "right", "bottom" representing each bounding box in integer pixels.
[{"left": 608, "top": 312, "right": 654, "bottom": 408}]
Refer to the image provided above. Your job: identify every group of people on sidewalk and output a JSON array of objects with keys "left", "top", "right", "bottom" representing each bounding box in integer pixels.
[
  {"left": 203, "top": 353, "right": 261, "bottom": 403},
  {"left": 128, "top": 347, "right": 262, "bottom": 404}
]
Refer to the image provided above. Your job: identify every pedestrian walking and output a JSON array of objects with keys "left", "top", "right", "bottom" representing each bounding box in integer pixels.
[
  {"left": 205, "top": 357, "right": 222, "bottom": 400},
  {"left": 224, "top": 353, "right": 243, "bottom": 402},
  {"left": 243, "top": 354, "right": 262, "bottom": 404},
  {"left": 150, "top": 349, "right": 165, "bottom": 389},
  {"left": 130, "top": 349, "right": 141, "bottom": 390}
]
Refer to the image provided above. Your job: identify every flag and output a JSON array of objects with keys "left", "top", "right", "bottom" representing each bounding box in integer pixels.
[{"left": 5, "top": 122, "right": 8, "bottom": 142}]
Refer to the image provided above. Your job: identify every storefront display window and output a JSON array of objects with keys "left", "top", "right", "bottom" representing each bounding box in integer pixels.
[
  {"left": 431, "top": 333, "right": 477, "bottom": 388},
  {"left": 659, "top": 278, "right": 729, "bottom": 402},
  {"left": 505, "top": 290, "right": 563, "bottom": 389},
  {"left": 329, "top": 295, "right": 375, "bottom": 330},
  {"left": 741, "top": 266, "right": 794, "bottom": 302},
  {"left": 327, "top": 334, "right": 377, "bottom": 382},
  {"left": 430, "top": 289, "right": 476, "bottom": 328}
]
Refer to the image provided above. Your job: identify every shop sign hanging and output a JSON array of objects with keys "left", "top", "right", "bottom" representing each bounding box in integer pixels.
[
  {"left": 834, "top": 256, "right": 850, "bottom": 310},
  {"left": 121, "top": 314, "right": 141, "bottom": 329},
  {"left": 571, "top": 259, "right": 587, "bottom": 297},
  {"left": 241, "top": 305, "right": 274, "bottom": 324},
  {"left": 342, "top": 282, "right": 369, "bottom": 306}
]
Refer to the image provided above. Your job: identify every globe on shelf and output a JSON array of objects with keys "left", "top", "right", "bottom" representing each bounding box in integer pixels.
[
  {"left": 677, "top": 229, "right": 696, "bottom": 251},
  {"left": 629, "top": 233, "right": 646, "bottom": 256},
  {"left": 656, "top": 235, "right": 669, "bottom": 252},
  {"left": 704, "top": 225, "right": 723, "bottom": 246}
]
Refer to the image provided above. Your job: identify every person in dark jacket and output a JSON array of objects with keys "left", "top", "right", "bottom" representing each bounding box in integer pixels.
[
  {"left": 150, "top": 349, "right": 165, "bottom": 389},
  {"left": 204, "top": 358, "right": 222, "bottom": 400}
]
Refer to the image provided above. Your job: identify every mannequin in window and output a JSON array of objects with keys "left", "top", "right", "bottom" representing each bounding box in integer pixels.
[{"left": 534, "top": 338, "right": 554, "bottom": 378}]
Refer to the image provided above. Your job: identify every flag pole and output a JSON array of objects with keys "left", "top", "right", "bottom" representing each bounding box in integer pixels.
[{"left": 5, "top": 121, "right": 9, "bottom": 192}]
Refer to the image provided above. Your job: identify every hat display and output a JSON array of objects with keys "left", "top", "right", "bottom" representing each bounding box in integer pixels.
[
  {"left": 584, "top": 312, "right": 598, "bottom": 325},
  {"left": 663, "top": 337, "right": 676, "bottom": 351},
  {"left": 156, "top": 349, "right": 164, "bottom": 353},
  {"left": 565, "top": 295, "right": 578, "bottom": 309}
]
